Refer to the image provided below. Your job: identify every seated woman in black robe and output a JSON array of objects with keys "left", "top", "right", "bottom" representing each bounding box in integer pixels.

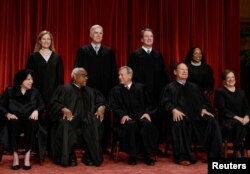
[
  {"left": 48, "top": 67, "right": 106, "bottom": 167},
  {"left": 214, "top": 69, "right": 250, "bottom": 158},
  {"left": 0, "top": 69, "right": 45, "bottom": 170}
]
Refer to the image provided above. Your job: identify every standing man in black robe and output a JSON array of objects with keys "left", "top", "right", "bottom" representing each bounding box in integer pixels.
[
  {"left": 48, "top": 67, "right": 106, "bottom": 167},
  {"left": 160, "top": 62, "right": 224, "bottom": 166},
  {"left": 74, "top": 24, "right": 117, "bottom": 153},
  {"left": 109, "top": 66, "right": 158, "bottom": 166},
  {"left": 128, "top": 28, "right": 168, "bottom": 153}
]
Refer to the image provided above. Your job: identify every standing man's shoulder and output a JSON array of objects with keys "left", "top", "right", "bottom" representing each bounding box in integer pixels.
[
  {"left": 78, "top": 44, "right": 92, "bottom": 51},
  {"left": 131, "top": 48, "right": 143, "bottom": 56},
  {"left": 100, "top": 44, "right": 114, "bottom": 54}
]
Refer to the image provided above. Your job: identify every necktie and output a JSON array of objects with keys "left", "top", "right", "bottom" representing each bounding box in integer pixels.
[
  {"left": 147, "top": 49, "right": 150, "bottom": 54},
  {"left": 94, "top": 46, "right": 99, "bottom": 54}
]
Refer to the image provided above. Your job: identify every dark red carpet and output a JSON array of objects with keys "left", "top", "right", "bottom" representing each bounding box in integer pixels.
[{"left": 0, "top": 147, "right": 246, "bottom": 174}]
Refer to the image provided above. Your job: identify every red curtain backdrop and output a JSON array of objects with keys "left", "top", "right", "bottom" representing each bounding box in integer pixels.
[{"left": 0, "top": 0, "right": 239, "bottom": 93}]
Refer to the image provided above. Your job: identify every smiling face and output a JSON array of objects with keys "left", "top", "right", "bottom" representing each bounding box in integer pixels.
[
  {"left": 192, "top": 48, "right": 202, "bottom": 63},
  {"left": 141, "top": 30, "right": 154, "bottom": 48},
  {"left": 224, "top": 72, "right": 236, "bottom": 88},
  {"left": 39, "top": 33, "right": 52, "bottom": 49},
  {"left": 174, "top": 63, "right": 189, "bottom": 81}
]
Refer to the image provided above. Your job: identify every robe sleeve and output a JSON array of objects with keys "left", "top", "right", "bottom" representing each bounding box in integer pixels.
[
  {"left": 109, "top": 88, "right": 128, "bottom": 120},
  {"left": 0, "top": 88, "right": 10, "bottom": 116},
  {"left": 214, "top": 90, "right": 236, "bottom": 119},
  {"left": 48, "top": 86, "right": 67, "bottom": 123},
  {"left": 160, "top": 85, "right": 177, "bottom": 114},
  {"left": 57, "top": 54, "right": 64, "bottom": 85},
  {"left": 93, "top": 89, "right": 107, "bottom": 111},
  {"left": 143, "top": 87, "right": 157, "bottom": 117}
]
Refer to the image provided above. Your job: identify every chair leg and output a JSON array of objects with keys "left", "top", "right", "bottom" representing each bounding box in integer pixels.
[
  {"left": 115, "top": 141, "right": 120, "bottom": 162},
  {"left": 0, "top": 144, "right": 3, "bottom": 162},
  {"left": 224, "top": 140, "right": 228, "bottom": 158}
]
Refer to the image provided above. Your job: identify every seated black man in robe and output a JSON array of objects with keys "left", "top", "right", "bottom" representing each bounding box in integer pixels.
[{"left": 48, "top": 67, "right": 106, "bottom": 167}]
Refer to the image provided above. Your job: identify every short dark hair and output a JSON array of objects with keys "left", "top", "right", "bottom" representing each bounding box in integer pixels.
[
  {"left": 221, "top": 69, "right": 235, "bottom": 80},
  {"left": 140, "top": 28, "right": 153, "bottom": 38},
  {"left": 13, "top": 69, "right": 34, "bottom": 92}
]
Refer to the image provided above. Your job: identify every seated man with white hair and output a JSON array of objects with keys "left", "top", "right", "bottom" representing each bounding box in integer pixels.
[{"left": 48, "top": 67, "right": 106, "bottom": 167}]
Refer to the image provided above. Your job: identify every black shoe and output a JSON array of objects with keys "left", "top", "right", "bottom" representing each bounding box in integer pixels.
[
  {"left": 69, "top": 151, "right": 77, "bottom": 166},
  {"left": 23, "top": 165, "right": 31, "bottom": 170},
  {"left": 11, "top": 165, "right": 20, "bottom": 170},
  {"left": 69, "top": 160, "right": 78, "bottom": 167},
  {"left": 144, "top": 157, "right": 155, "bottom": 166},
  {"left": 82, "top": 157, "right": 93, "bottom": 166},
  {"left": 128, "top": 156, "right": 137, "bottom": 165}
]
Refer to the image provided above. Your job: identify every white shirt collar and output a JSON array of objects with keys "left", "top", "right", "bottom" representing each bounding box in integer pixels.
[
  {"left": 125, "top": 82, "right": 132, "bottom": 89},
  {"left": 91, "top": 43, "right": 101, "bottom": 49},
  {"left": 142, "top": 46, "right": 152, "bottom": 53},
  {"left": 191, "top": 61, "right": 201, "bottom": 66}
]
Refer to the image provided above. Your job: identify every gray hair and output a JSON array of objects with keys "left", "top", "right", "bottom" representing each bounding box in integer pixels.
[
  {"left": 71, "top": 67, "right": 86, "bottom": 80},
  {"left": 90, "top": 24, "right": 103, "bottom": 34},
  {"left": 119, "top": 66, "right": 133, "bottom": 75}
]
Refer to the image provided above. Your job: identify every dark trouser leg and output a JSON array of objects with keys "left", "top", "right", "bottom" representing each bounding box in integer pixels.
[
  {"left": 192, "top": 117, "right": 224, "bottom": 158},
  {"left": 122, "top": 120, "right": 138, "bottom": 157},
  {"left": 232, "top": 122, "right": 247, "bottom": 150},
  {"left": 171, "top": 118, "right": 192, "bottom": 163},
  {"left": 101, "top": 111, "right": 111, "bottom": 153},
  {"left": 82, "top": 119, "right": 103, "bottom": 166},
  {"left": 24, "top": 119, "right": 38, "bottom": 151},
  {"left": 139, "top": 119, "right": 158, "bottom": 156},
  {"left": 7, "top": 119, "right": 21, "bottom": 152}
]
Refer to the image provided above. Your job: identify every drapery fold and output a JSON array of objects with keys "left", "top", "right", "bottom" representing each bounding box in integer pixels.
[{"left": 0, "top": 0, "right": 239, "bottom": 92}]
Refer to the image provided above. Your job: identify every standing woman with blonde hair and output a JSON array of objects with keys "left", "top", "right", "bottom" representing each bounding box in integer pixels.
[
  {"left": 26, "top": 31, "right": 64, "bottom": 154},
  {"left": 26, "top": 30, "right": 64, "bottom": 117}
]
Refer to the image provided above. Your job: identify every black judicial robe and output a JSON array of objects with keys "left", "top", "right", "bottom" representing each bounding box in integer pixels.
[
  {"left": 187, "top": 63, "right": 214, "bottom": 93},
  {"left": 0, "top": 87, "right": 46, "bottom": 159},
  {"left": 26, "top": 52, "right": 64, "bottom": 105},
  {"left": 214, "top": 87, "right": 250, "bottom": 149},
  {"left": 128, "top": 48, "right": 168, "bottom": 104},
  {"left": 161, "top": 81, "right": 223, "bottom": 162},
  {"left": 74, "top": 44, "right": 117, "bottom": 98},
  {"left": 109, "top": 82, "right": 158, "bottom": 156},
  {"left": 48, "top": 84, "right": 105, "bottom": 166}
]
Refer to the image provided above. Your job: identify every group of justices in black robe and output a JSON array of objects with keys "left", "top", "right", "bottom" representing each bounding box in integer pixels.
[
  {"left": 74, "top": 24, "right": 117, "bottom": 153},
  {"left": 128, "top": 28, "right": 168, "bottom": 153},
  {"left": 0, "top": 69, "right": 45, "bottom": 170},
  {"left": 48, "top": 68, "right": 106, "bottom": 167},
  {"left": 214, "top": 69, "right": 250, "bottom": 158},
  {"left": 109, "top": 66, "right": 158, "bottom": 166},
  {"left": 160, "top": 62, "right": 224, "bottom": 166}
]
